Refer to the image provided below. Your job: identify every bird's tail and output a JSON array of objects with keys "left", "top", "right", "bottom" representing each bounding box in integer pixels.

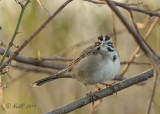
[{"left": 33, "top": 72, "right": 72, "bottom": 87}]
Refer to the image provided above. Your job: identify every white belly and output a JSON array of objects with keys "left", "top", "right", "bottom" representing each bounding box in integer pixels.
[
  {"left": 72, "top": 53, "right": 120, "bottom": 85},
  {"left": 89, "top": 59, "right": 119, "bottom": 84}
]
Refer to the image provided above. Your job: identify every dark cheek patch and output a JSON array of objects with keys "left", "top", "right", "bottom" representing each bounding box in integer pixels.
[
  {"left": 97, "top": 47, "right": 100, "bottom": 50},
  {"left": 107, "top": 47, "right": 114, "bottom": 52}
]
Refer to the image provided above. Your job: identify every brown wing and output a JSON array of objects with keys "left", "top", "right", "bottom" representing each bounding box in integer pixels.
[
  {"left": 59, "top": 46, "right": 94, "bottom": 73},
  {"left": 59, "top": 45, "right": 109, "bottom": 74}
]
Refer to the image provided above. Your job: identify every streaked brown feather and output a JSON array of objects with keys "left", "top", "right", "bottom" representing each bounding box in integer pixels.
[{"left": 59, "top": 45, "right": 110, "bottom": 74}]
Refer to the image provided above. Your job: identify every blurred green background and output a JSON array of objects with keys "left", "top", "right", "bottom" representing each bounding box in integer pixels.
[{"left": 0, "top": 0, "right": 160, "bottom": 114}]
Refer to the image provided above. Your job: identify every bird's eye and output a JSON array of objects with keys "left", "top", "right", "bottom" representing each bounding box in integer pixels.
[
  {"left": 107, "top": 42, "right": 114, "bottom": 48},
  {"left": 107, "top": 42, "right": 112, "bottom": 45}
]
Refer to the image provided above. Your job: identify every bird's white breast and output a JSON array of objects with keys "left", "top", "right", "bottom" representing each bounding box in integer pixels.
[{"left": 72, "top": 51, "right": 120, "bottom": 85}]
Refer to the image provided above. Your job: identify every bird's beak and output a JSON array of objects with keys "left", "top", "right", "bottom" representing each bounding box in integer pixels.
[{"left": 101, "top": 42, "right": 105, "bottom": 47}]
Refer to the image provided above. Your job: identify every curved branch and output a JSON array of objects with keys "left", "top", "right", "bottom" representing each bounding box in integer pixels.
[
  {"left": 104, "top": 0, "right": 160, "bottom": 74},
  {"left": 0, "top": 0, "right": 73, "bottom": 72},
  {"left": 46, "top": 68, "right": 155, "bottom": 114}
]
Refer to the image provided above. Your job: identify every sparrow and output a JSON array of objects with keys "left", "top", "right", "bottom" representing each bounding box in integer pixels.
[{"left": 33, "top": 35, "right": 120, "bottom": 87}]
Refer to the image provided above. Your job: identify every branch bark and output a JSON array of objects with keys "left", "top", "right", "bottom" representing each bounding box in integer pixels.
[
  {"left": 0, "top": 48, "right": 66, "bottom": 70},
  {"left": 85, "top": 0, "right": 160, "bottom": 17},
  {"left": 45, "top": 67, "right": 155, "bottom": 114},
  {"left": 104, "top": 0, "right": 160, "bottom": 74},
  {"left": 0, "top": 0, "right": 30, "bottom": 66},
  {"left": 0, "top": 0, "right": 73, "bottom": 72},
  {"left": 13, "top": 63, "right": 58, "bottom": 74},
  {"left": 113, "top": 1, "right": 160, "bottom": 17}
]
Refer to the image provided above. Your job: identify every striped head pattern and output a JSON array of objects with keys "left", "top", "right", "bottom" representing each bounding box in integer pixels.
[{"left": 94, "top": 35, "right": 115, "bottom": 52}]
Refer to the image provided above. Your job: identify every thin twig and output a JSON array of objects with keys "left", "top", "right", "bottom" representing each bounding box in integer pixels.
[
  {"left": 55, "top": 29, "right": 125, "bottom": 56},
  {"left": 36, "top": 0, "right": 50, "bottom": 16},
  {"left": 111, "top": 10, "right": 117, "bottom": 47},
  {"left": 120, "top": 61, "right": 151, "bottom": 65},
  {"left": 129, "top": 10, "right": 140, "bottom": 34},
  {"left": 0, "top": 0, "right": 73, "bottom": 72},
  {"left": 104, "top": 0, "right": 160, "bottom": 76},
  {"left": 84, "top": 0, "right": 104, "bottom": 4},
  {"left": 104, "top": 3, "right": 160, "bottom": 114},
  {"left": 147, "top": 71, "right": 159, "bottom": 114},
  {"left": 12, "top": 63, "right": 58, "bottom": 74},
  {"left": 136, "top": 16, "right": 150, "bottom": 29},
  {"left": 40, "top": 56, "right": 73, "bottom": 61},
  {"left": 113, "top": 1, "right": 160, "bottom": 17},
  {"left": 54, "top": 39, "right": 94, "bottom": 56},
  {"left": 0, "top": 0, "right": 30, "bottom": 66},
  {"left": 120, "top": 17, "right": 159, "bottom": 75},
  {"left": 0, "top": 48, "right": 151, "bottom": 72},
  {"left": 0, "top": 48, "right": 67, "bottom": 70},
  {"left": 45, "top": 67, "right": 155, "bottom": 114},
  {"left": 84, "top": 0, "right": 160, "bottom": 17}
]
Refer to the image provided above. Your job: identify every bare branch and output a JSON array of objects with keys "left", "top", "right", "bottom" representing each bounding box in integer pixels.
[
  {"left": 129, "top": 10, "right": 140, "bottom": 34},
  {"left": 111, "top": 10, "right": 117, "bottom": 47},
  {"left": 120, "top": 17, "right": 159, "bottom": 75},
  {"left": 12, "top": 63, "right": 58, "bottom": 74},
  {"left": 45, "top": 67, "right": 155, "bottom": 114},
  {"left": 104, "top": 0, "right": 160, "bottom": 75},
  {"left": 120, "top": 61, "right": 151, "bottom": 65},
  {"left": 113, "top": 1, "right": 160, "bottom": 17},
  {"left": 0, "top": 0, "right": 73, "bottom": 72},
  {"left": 0, "top": 48, "right": 66, "bottom": 70},
  {"left": 54, "top": 39, "right": 94, "bottom": 56},
  {"left": 55, "top": 29, "right": 125, "bottom": 56},
  {"left": 0, "top": 47, "right": 152, "bottom": 75},
  {"left": 40, "top": 56, "right": 73, "bottom": 62},
  {"left": 84, "top": 0, "right": 160, "bottom": 17},
  {"left": 36, "top": 0, "right": 50, "bottom": 16},
  {"left": 0, "top": 0, "right": 30, "bottom": 66},
  {"left": 147, "top": 71, "right": 159, "bottom": 114},
  {"left": 84, "top": 0, "right": 104, "bottom": 4}
]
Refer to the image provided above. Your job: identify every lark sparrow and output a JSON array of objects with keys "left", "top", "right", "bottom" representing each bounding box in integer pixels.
[{"left": 33, "top": 35, "right": 120, "bottom": 87}]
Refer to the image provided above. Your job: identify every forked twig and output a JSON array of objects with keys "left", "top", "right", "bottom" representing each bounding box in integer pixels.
[
  {"left": 0, "top": 0, "right": 30, "bottom": 66},
  {"left": 104, "top": 0, "right": 160, "bottom": 75},
  {"left": 0, "top": 48, "right": 66, "bottom": 70},
  {"left": 84, "top": 0, "right": 160, "bottom": 17},
  {"left": 0, "top": 0, "right": 73, "bottom": 72},
  {"left": 120, "top": 17, "right": 159, "bottom": 76},
  {"left": 104, "top": 1, "right": 160, "bottom": 114}
]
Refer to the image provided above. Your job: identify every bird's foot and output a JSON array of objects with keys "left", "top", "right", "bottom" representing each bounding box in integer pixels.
[{"left": 86, "top": 91, "right": 99, "bottom": 106}]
